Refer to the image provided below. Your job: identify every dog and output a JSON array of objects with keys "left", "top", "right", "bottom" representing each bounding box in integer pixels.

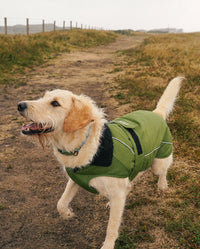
[{"left": 18, "top": 77, "right": 183, "bottom": 249}]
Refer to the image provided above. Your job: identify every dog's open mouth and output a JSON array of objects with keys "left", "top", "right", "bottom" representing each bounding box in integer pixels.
[{"left": 22, "top": 122, "right": 54, "bottom": 135}]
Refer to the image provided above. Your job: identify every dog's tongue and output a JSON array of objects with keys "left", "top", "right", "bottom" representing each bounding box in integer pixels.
[{"left": 22, "top": 123, "right": 42, "bottom": 131}]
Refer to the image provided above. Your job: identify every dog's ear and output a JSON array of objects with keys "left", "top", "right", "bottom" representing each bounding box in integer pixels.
[{"left": 64, "top": 97, "right": 93, "bottom": 133}]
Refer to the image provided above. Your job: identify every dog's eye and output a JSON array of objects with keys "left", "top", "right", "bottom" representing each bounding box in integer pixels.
[{"left": 51, "top": 100, "right": 60, "bottom": 107}]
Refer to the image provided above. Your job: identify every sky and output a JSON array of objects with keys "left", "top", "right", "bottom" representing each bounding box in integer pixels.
[{"left": 1, "top": 0, "right": 200, "bottom": 32}]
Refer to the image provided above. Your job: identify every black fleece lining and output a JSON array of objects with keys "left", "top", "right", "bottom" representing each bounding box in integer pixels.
[{"left": 91, "top": 124, "right": 113, "bottom": 167}]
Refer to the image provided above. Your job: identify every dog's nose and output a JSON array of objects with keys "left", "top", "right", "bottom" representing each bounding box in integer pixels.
[{"left": 18, "top": 102, "right": 28, "bottom": 112}]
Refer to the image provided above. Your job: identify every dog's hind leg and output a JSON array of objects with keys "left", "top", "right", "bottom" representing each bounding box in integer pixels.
[
  {"left": 151, "top": 154, "right": 173, "bottom": 190},
  {"left": 57, "top": 179, "right": 80, "bottom": 219}
]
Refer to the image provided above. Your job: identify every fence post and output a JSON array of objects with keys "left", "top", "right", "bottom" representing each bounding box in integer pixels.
[
  {"left": 63, "top": 21, "right": 65, "bottom": 30},
  {"left": 26, "top": 18, "right": 29, "bottom": 35},
  {"left": 70, "top": 21, "right": 72, "bottom": 30},
  {"left": 54, "top": 21, "right": 56, "bottom": 31},
  {"left": 81, "top": 24, "right": 83, "bottom": 29},
  {"left": 4, "top": 17, "right": 7, "bottom": 35},
  {"left": 42, "top": 20, "right": 45, "bottom": 32},
  {"left": 76, "top": 22, "right": 78, "bottom": 29}
]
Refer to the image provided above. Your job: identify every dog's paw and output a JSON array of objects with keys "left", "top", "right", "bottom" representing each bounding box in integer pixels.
[
  {"left": 158, "top": 178, "right": 168, "bottom": 191},
  {"left": 60, "top": 207, "right": 75, "bottom": 220},
  {"left": 100, "top": 241, "right": 115, "bottom": 249},
  {"left": 57, "top": 204, "right": 75, "bottom": 220}
]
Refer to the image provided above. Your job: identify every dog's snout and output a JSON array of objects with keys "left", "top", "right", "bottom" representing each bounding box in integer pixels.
[{"left": 18, "top": 102, "right": 28, "bottom": 112}]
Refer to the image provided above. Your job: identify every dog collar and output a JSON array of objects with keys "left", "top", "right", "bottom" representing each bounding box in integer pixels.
[{"left": 58, "top": 123, "right": 93, "bottom": 156}]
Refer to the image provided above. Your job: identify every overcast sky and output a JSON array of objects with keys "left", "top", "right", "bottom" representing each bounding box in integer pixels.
[{"left": 1, "top": 0, "right": 199, "bottom": 32}]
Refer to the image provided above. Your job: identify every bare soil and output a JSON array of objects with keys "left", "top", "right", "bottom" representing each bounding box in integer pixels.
[{"left": 0, "top": 35, "right": 179, "bottom": 249}]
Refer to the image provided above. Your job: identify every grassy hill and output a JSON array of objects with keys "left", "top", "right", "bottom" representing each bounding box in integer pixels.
[
  {"left": 0, "top": 29, "right": 117, "bottom": 87},
  {"left": 109, "top": 32, "right": 200, "bottom": 249},
  {"left": 112, "top": 32, "right": 200, "bottom": 163}
]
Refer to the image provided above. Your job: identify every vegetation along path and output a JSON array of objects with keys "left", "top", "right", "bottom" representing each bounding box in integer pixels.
[{"left": 0, "top": 31, "right": 199, "bottom": 249}]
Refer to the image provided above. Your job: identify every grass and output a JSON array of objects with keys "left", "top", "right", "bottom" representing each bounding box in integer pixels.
[
  {"left": 111, "top": 32, "right": 200, "bottom": 248},
  {"left": 116, "top": 221, "right": 156, "bottom": 249},
  {"left": 163, "top": 168, "right": 200, "bottom": 248},
  {"left": 0, "top": 203, "right": 9, "bottom": 210},
  {"left": 113, "top": 33, "right": 200, "bottom": 162},
  {"left": 0, "top": 29, "right": 117, "bottom": 87},
  {"left": 115, "top": 168, "right": 200, "bottom": 248},
  {"left": 114, "top": 30, "right": 145, "bottom": 37}
]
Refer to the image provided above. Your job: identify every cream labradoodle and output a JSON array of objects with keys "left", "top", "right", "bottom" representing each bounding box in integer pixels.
[{"left": 18, "top": 77, "right": 183, "bottom": 249}]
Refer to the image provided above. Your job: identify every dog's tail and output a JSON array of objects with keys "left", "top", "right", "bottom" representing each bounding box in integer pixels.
[{"left": 153, "top": 77, "right": 184, "bottom": 120}]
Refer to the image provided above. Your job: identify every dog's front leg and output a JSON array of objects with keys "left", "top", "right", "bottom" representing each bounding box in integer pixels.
[
  {"left": 57, "top": 179, "right": 79, "bottom": 220},
  {"left": 101, "top": 192, "right": 126, "bottom": 249}
]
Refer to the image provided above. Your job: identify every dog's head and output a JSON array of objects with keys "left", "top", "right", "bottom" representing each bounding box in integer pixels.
[{"left": 18, "top": 89, "right": 94, "bottom": 138}]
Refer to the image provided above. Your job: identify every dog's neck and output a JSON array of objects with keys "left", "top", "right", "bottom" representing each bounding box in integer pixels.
[
  {"left": 57, "top": 122, "right": 93, "bottom": 156},
  {"left": 52, "top": 118, "right": 106, "bottom": 169}
]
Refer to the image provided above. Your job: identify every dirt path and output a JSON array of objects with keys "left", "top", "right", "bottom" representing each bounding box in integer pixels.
[{"left": 0, "top": 35, "right": 146, "bottom": 249}]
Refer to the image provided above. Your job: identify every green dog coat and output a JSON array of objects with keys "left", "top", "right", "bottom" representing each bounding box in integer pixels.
[{"left": 65, "top": 110, "right": 173, "bottom": 194}]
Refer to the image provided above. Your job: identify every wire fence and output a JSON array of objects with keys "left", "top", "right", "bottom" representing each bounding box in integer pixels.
[{"left": 0, "top": 17, "right": 102, "bottom": 35}]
